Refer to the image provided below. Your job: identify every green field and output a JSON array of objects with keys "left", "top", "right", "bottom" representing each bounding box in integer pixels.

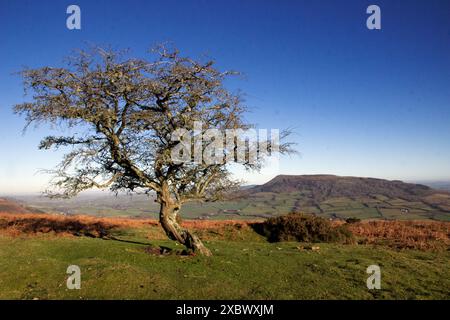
[
  {"left": 0, "top": 226, "right": 448, "bottom": 299},
  {"left": 16, "top": 191, "right": 450, "bottom": 221}
]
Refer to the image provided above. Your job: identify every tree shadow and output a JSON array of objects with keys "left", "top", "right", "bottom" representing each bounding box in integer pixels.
[
  {"left": 103, "top": 235, "right": 154, "bottom": 246},
  {"left": 104, "top": 236, "right": 192, "bottom": 256}
]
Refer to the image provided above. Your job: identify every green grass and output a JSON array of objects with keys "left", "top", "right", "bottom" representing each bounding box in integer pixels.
[{"left": 0, "top": 228, "right": 448, "bottom": 300}]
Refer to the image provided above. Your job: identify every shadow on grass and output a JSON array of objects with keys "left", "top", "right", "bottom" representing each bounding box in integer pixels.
[
  {"left": 103, "top": 236, "right": 185, "bottom": 256},
  {"left": 0, "top": 215, "right": 192, "bottom": 256},
  {"left": 103, "top": 235, "right": 153, "bottom": 246}
]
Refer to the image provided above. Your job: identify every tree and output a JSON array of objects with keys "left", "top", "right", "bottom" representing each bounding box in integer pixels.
[{"left": 15, "top": 45, "right": 294, "bottom": 256}]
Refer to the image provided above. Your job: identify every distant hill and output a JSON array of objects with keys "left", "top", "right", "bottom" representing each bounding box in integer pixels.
[
  {"left": 235, "top": 175, "right": 450, "bottom": 221},
  {"left": 0, "top": 198, "right": 43, "bottom": 214},
  {"left": 245, "top": 175, "right": 435, "bottom": 201}
]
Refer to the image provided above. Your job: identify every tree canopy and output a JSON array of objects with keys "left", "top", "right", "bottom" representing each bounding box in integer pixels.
[{"left": 15, "top": 45, "right": 294, "bottom": 255}]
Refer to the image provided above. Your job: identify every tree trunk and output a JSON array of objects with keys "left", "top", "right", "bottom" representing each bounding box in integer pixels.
[{"left": 158, "top": 200, "right": 212, "bottom": 256}]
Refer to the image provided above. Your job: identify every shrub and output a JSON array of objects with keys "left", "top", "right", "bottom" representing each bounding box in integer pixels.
[{"left": 261, "top": 213, "right": 354, "bottom": 243}]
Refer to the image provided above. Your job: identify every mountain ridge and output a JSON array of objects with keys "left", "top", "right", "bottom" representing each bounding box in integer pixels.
[{"left": 245, "top": 174, "right": 437, "bottom": 201}]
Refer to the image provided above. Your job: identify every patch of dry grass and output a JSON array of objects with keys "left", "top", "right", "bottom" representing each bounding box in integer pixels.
[
  {"left": 347, "top": 220, "right": 450, "bottom": 250},
  {"left": 0, "top": 213, "right": 119, "bottom": 238}
]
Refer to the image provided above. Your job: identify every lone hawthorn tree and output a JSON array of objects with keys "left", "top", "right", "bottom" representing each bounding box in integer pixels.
[{"left": 15, "top": 45, "right": 293, "bottom": 256}]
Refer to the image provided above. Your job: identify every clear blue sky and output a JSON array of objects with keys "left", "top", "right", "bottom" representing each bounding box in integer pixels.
[{"left": 1, "top": 0, "right": 449, "bottom": 194}]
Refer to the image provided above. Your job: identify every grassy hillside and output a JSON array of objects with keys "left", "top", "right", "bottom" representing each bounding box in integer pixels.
[{"left": 0, "top": 214, "right": 448, "bottom": 300}]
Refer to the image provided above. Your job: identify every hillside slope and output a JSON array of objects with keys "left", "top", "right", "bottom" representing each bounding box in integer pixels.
[
  {"left": 237, "top": 175, "right": 450, "bottom": 221},
  {"left": 0, "top": 214, "right": 448, "bottom": 299},
  {"left": 0, "top": 198, "right": 41, "bottom": 214},
  {"left": 246, "top": 175, "right": 435, "bottom": 201}
]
